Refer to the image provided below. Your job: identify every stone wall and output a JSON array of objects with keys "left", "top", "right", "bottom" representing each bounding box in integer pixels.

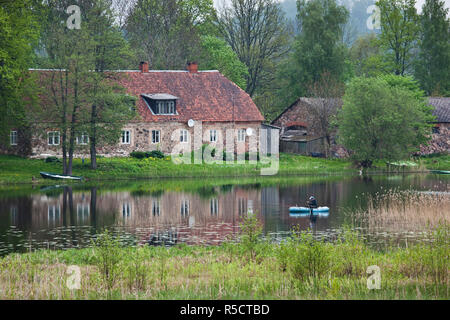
[
  {"left": 419, "top": 123, "right": 450, "bottom": 155},
  {"left": 29, "top": 121, "right": 262, "bottom": 158}
]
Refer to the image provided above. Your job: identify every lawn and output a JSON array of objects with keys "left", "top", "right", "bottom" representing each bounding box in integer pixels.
[
  {"left": 0, "top": 153, "right": 355, "bottom": 184},
  {"left": 0, "top": 153, "right": 447, "bottom": 184}
]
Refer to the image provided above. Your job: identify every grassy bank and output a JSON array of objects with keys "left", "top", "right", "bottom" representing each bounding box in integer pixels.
[
  {"left": 0, "top": 153, "right": 354, "bottom": 184},
  {"left": 1, "top": 153, "right": 448, "bottom": 184},
  {"left": 0, "top": 223, "right": 448, "bottom": 300}
]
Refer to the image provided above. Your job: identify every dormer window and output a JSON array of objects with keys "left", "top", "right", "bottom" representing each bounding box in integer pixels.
[{"left": 142, "top": 93, "right": 178, "bottom": 115}]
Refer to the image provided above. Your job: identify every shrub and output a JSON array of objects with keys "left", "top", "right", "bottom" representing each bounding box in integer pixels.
[
  {"left": 239, "top": 212, "right": 264, "bottom": 260},
  {"left": 130, "top": 151, "right": 146, "bottom": 159},
  {"left": 92, "top": 230, "right": 123, "bottom": 292},
  {"left": 145, "top": 150, "right": 165, "bottom": 159},
  {"left": 130, "top": 150, "right": 165, "bottom": 159},
  {"left": 45, "top": 156, "right": 60, "bottom": 163}
]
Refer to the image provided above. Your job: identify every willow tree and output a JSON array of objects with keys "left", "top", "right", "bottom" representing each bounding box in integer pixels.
[{"left": 337, "top": 76, "right": 433, "bottom": 167}]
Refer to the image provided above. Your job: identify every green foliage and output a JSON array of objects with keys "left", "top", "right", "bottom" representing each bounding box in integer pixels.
[
  {"left": 350, "top": 33, "right": 390, "bottom": 77},
  {"left": 130, "top": 150, "right": 165, "bottom": 159},
  {"left": 337, "top": 76, "right": 433, "bottom": 167},
  {"left": 239, "top": 213, "right": 264, "bottom": 260},
  {"left": 0, "top": 0, "right": 41, "bottom": 142},
  {"left": 92, "top": 230, "right": 123, "bottom": 292},
  {"left": 376, "top": 0, "right": 419, "bottom": 75},
  {"left": 277, "top": 230, "right": 331, "bottom": 282},
  {"left": 280, "top": 0, "right": 349, "bottom": 103},
  {"left": 414, "top": 0, "right": 450, "bottom": 96},
  {"left": 199, "top": 35, "right": 249, "bottom": 89},
  {"left": 126, "top": 0, "right": 216, "bottom": 69}
]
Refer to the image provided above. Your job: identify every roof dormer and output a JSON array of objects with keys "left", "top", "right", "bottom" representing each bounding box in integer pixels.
[{"left": 142, "top": 93, "right": 179, "bottom": 115}]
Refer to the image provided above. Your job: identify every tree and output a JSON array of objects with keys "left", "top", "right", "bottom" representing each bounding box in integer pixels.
[
  {"left": 350, "top": 33, "right": 389, "bottom": 77},
  {"left": 305, "top": 72, "right": 345, "bottom": 158},
  {"left": 36, "top": 0, "right": 135, "bottom": 173},
  {"left": 199, "top": 35, "right": 249, "bottom": 89},
  {"left": 280, "top": 0, "right": 350, "bottom": 104},
  {"left": 376, "top": 0, "right": 419, "bottom": 76},
  {"left": 125, "top": 0, "right": 216, "bottom": 70},
  {"left": 0, "top": 0, "right": 40, "bottom": 144},
  {"left": 414, "top": 0, "right": 450, "bottom": 96},
  {"left": 337, "top": 76, "right": 433, "bottom": 167},
  {"left": 217, "top": 0, "right": 290, "bottom": 96}
]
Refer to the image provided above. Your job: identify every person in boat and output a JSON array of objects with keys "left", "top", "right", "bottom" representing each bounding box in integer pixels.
[{"left": 307, "top": 196, "right": 318, "bottom": 209}]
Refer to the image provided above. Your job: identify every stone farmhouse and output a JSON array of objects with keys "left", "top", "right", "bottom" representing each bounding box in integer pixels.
[{"left": 3, "top": 62, "right": 265, "bottom": 158}]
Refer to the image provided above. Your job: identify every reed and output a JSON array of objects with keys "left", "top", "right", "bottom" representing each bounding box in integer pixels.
[{"left": 355, "top": 190, "right": 450, "bottom": 233}]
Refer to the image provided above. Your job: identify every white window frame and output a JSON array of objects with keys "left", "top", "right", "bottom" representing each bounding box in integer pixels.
[
  {"left": 209, "top": 129, "right": 217, "bottom": 142},
  {"left": 152, "top": 130, "right": 160, "bottom": 144},
  {"left": 121, "top": 130, "right": 131, "bottom": 144},
  {"left": 48, "top": 131, "right": 60, "bottom": 146},
  {"left": 10, "top": 131, "right": 17, "bottom": 146},
  {"left": 76, "top": 132, "right": 89, "bottom": 145},
  {"left": 156, "top": 100, "right": 176, "bottom": 115},
  {"left": 180, "top": 129, "right": 189, "bottom": 143},
  {"left": 237, "top": 129, "right": 246, "bottom": 142}
]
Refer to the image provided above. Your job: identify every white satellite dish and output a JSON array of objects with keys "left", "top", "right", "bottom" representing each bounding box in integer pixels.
[
  {"left": 187, "top": 119, "right": 195, "bottom": 127},
  {"left": 246, "top": 128, "right": 253, "bottom": 136}
]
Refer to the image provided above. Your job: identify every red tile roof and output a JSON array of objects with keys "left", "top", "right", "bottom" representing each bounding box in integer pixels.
[{"left": 117, "top": 71, "right": 264, "bottom": 123}]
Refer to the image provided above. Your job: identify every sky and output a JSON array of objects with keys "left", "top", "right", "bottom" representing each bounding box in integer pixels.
[{"left": 213, "top": 0, "right": 450, "bottom": 15}]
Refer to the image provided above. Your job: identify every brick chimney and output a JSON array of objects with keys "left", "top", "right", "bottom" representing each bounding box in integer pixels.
[
  {"left": 139, "top": 61, "right": 149, "bottom": 73},
  {"left": 187, "top": 61, "right": 198, "bottom": 73}
]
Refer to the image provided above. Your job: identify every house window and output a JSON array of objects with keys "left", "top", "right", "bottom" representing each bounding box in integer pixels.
[
  {"left": 180, "top": 129, "right": 188, "bottom": 143},
  {"left": 152, "top": 200, "right": 161, "bottom": 216},
  {"left": 121, "top": 130, "right": 131, "bottom": 144},
  {"left": 156, "top": 101, "right": 176, "bottom": 115},
  {"left": 48, "top": 131, "right": 60, "bottom": 145},
  {"left": 152, "top": 130, "right": 160, "bottom": 144},
  {"left": 432, "top": 126, "right": 440, "bottom": 134},
  {"left": 237, "top": 129, "right": 246, "bottom": 142},
  {"left": 122, "top": 202, "right": 131, "bottom": 218},
  {"left": 210, "top": 198, "right": 218, "bottom": 216},
  {"left": 76, "top": 132, "right": 89, "bottom": 145},
  {"left": 209, "top": 130, "right": 217, "bottom": 142},
  {"left": 180, "top": 199, "right": 189, "bottom": 217}
]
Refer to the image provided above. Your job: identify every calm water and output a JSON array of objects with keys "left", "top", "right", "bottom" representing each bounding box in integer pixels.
[{"left": 0, "top": 174, "right": 448, "bottom": 254}]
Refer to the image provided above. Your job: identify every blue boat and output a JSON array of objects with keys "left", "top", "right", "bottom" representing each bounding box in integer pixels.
[
  {"left": 289, "top": 206, "right": 330, "bottom": 213},
  {"left": 289, "top": 212, "right": 329, "bottom": 218}
]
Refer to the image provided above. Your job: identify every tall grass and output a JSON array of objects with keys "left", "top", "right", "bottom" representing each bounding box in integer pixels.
[
  {"left": 355, "top": 190, "right": 450, "bottom": 233},
  {"left": 0, "top": 225, "right": 448, "bottom": 300}
]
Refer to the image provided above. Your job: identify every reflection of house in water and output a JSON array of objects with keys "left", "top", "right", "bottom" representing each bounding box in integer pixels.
[{"left": 0, "top": 186, "right": 263, "bottom": 246}]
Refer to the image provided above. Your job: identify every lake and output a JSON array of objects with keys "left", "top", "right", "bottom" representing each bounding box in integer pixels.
[{"left": 0, "top": 174, "right": 448, "bottom": 255}]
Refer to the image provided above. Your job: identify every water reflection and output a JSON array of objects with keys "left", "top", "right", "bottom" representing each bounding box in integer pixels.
[{"left": 0, "top": 174, "right": 448, "bottom": 254}]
